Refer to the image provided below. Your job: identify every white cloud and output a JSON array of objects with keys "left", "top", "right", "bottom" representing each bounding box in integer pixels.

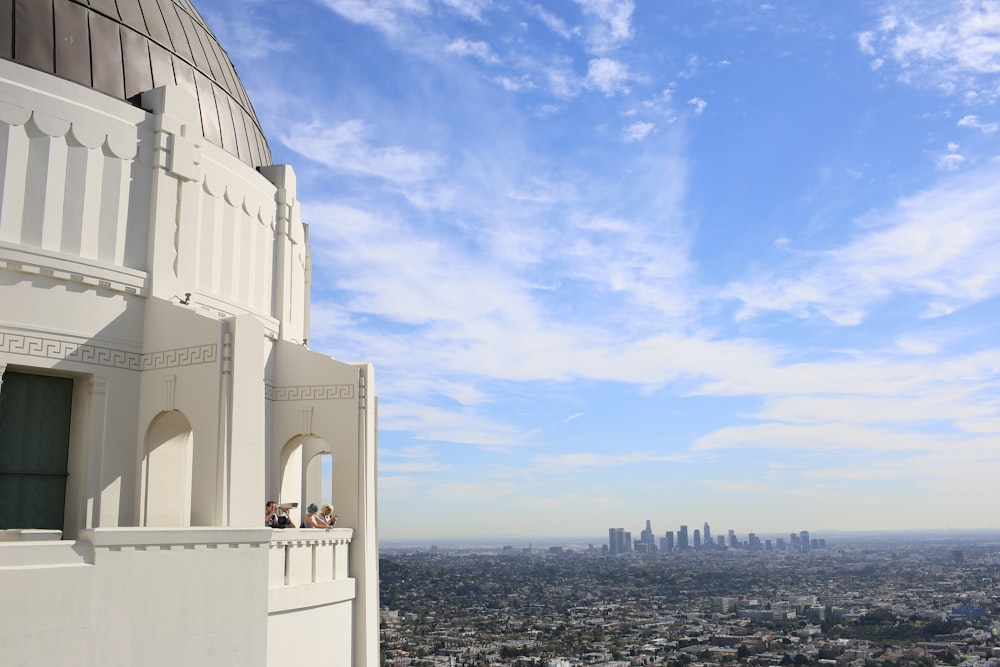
[
  {"left": 544, "top": 64, "right": 583, "bottom": 97},
  {"left": 446, "top": 38, "right": 501, "bottom": 64},
  {"left": 936, "top": 150, "right": 966, "bottom": 171},
  {"left": 530, "top": 4, "right": 576, "bottom": 39},
  {"left": 586, "top": 58, "right": 630, "bottom": 95},
  {"left": 688, "top": 97, "right": 707, "bottom": 114},
  {"left": 576, "top": 0, "right": 635, "bottom": 53},
  {"left": 624, "top": 121, "right": 654, "bottom": 142},
  {"left": 497, "top": 75, "right": 535, "bottom": 92},
  {"left": 280, "top": 119, "right": 443, "bottom": 184},
  {"left": 859, "top": 2, "right": 1000, "bottom": 100},
  {"left": 957, "top": 114, "right": 999, "bottom": 133},
  {"left": 318, "top": 0, "right": 431, "bottom": 36}
]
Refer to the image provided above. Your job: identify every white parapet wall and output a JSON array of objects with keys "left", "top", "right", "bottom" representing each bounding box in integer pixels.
[
  {"left": 0, "top": 527, "right": 359, "bottom": 667},
  {"left": 266, "top": 528, "right": 357, "bottom": 667},
  {"left": 0, "top": 528, "right": 273, "bottom": 667}
]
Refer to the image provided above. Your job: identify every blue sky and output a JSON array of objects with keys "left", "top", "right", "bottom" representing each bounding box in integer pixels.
[{"left": 202, "top": 0, "right": 1000, "bottom": 541}]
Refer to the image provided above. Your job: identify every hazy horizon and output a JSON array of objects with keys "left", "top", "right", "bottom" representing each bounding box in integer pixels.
[{"left": 380, "top": 527, "right": 1000, "bottom": 548}]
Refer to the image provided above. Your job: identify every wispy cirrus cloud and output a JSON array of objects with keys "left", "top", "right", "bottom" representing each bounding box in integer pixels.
[
  {"left": 726, "top": 166, "right": 1000, "bottom": 324},
  {"left": 199, "top": 8, "right": 293, "bottom": 60},
  {"left": 447, "top": 38, "right": 501, "bottom": 64},
  {"left": 280, "top": 119, "right": 444, "bottom": 184},
  {"left": 530, "top": 4, "right": 577, "bottom": 40},
  {"left": 317, "top": 0, "right": 431, "bottom": 36}
]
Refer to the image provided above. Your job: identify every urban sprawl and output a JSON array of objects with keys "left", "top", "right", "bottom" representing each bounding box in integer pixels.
[{"left": 379, "top": 527, "right": 1000, "bottom": 667}]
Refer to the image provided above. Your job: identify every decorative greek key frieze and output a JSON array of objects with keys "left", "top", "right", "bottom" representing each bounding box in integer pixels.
[
  {"left": 268, "top": 383, "right": 355, "bottom": 401},
  {"left": 0, "top": 332, "right": 141, "bottom": 370},
  {"left": 140, "top": 344, "right": 218, "bottom": 371},
  {"left": 0, "top": 333, "right": 219, "bottom": 373}
]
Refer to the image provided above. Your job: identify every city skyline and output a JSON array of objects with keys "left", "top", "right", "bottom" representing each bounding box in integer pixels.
[
  {"left": 206, "top": 0, "right": 1000, "bottom": 540},
  {"left": 610, "top": 520, "right": 819, "bottom": 554}
]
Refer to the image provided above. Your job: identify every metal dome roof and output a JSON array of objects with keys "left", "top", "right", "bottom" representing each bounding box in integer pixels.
[{"left": 0, "top": 0, "right": 271, "bottom": 168}]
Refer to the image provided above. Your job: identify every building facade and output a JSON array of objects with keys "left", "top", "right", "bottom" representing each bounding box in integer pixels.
[{"left": 0, "top": 2, "right": 378, "bottom": 666}]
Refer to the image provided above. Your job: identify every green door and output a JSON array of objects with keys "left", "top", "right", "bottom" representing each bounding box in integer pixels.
[{"left": 0, "top": 371, "right": 73, "bottom": 530}]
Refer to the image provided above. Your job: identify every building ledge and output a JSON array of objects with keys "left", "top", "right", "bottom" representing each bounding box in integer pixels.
[
  {"left": 80, "top": 526, "right": 273, "bottom": 548},
  {"left": 269, "top": 577, "right": 356, "bottom": 613}
]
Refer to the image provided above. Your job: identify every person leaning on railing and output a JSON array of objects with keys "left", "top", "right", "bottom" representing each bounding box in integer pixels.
[
  {"left": 302, "top": 503, "right": 333, "bottom": 530},
  {"left": 320, "top": 503, "right": 337, "bottom": 527}
]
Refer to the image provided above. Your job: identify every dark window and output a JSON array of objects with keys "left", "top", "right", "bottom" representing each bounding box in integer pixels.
[{"left": 0, "top": 372, "right": 73, "bottom": 530}]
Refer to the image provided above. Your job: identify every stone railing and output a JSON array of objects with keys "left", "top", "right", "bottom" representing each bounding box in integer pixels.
[
  {"left": 266, "top": 528, "right": 355, "bottom": 614},
  {"left": 267, "top": 527, "right": 352, "bottom": 586}
]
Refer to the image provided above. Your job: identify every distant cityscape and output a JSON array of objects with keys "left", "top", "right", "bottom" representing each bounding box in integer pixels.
[
  {"left": 380, "top": 531, "right": 1000, "bottom": 666},
  {"left": 609, "top": 520, "right": 826, "bottom": 555}
]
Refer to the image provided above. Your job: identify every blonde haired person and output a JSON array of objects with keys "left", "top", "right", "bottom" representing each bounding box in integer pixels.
[
  {"left": 302, "top": 503, "right": 330, "bottom": 529},
  {"left": 320, "top": 503, "right": 337, "bottom": 527}
]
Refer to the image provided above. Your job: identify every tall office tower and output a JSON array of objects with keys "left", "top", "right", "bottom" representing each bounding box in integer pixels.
[
  {"left": 624, "top": 531, "right": 633, "bottom": 553},
  {"left": 728, "top": 529, "right": 738, "bottom": 548},
  {"left": 765, "top": 539, "right": 773, "bottom": 551},
  {"left": 703, "top": 522, "right": 712, "bottom": 545},
  {"left": 790, "top": 532, "right": 801, "bottom": 546},
  {"left": 775, "top": 537, "right": 786, "bottom": 551},
  {"left": 640, "top": 519, "right": 656, "bottom": 550},
  {"left": 693, "top": 529, "right": 702, "bottom": 549},
  {"left": 609, "top": 528, "right": 619, "bottom": 555},
  {"left": 677, "top": 525, "right": 689, "bottom": 550},
  {"left": 747, "top": 532, "right": 761, "bottom": 551},
  {"left": 664, "top": 531, "right": 675, "bottom": 553},
  {"left": 717, "top": 535, "right": 726, "bottom": 547},
  {"left": 800, "top": 530, "right": 811, "bottom": 552}
]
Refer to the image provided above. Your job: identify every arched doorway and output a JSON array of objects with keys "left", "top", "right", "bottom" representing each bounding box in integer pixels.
[{"left": 143, "top": 410, "right": 193, "bottom": 527}]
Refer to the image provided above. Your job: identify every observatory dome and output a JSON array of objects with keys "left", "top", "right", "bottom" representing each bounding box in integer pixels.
[{"left": 0, "top": 0, "right": 271, "bottom": 168}]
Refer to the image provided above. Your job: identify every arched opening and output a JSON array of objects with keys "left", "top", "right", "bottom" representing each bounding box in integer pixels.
[
  {"left": 305, "top": 451, "right": 334, "bottom": 508},
  {"left": 278, "top": 436, "right": 332, "bottom": 527},
  {"left": 143, "top": 410, "right": 193, "bottom": 527}
]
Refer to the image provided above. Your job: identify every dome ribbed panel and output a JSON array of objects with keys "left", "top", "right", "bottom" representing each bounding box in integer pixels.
[{"left": 0, "top": 0, "right": 272, "bottom": 168}]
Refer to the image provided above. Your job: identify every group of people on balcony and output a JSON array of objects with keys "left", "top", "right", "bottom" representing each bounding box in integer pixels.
[
  {"left": 303, "top": 503, "right": 338, "bottom": 529},
  {"left": 265, "top": 501, "right": 337, "bottom": 529}
]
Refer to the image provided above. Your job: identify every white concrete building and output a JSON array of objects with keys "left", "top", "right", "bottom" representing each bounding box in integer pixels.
[{"left": 0, "top": 2, "right": 379, "bottom": 666}]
